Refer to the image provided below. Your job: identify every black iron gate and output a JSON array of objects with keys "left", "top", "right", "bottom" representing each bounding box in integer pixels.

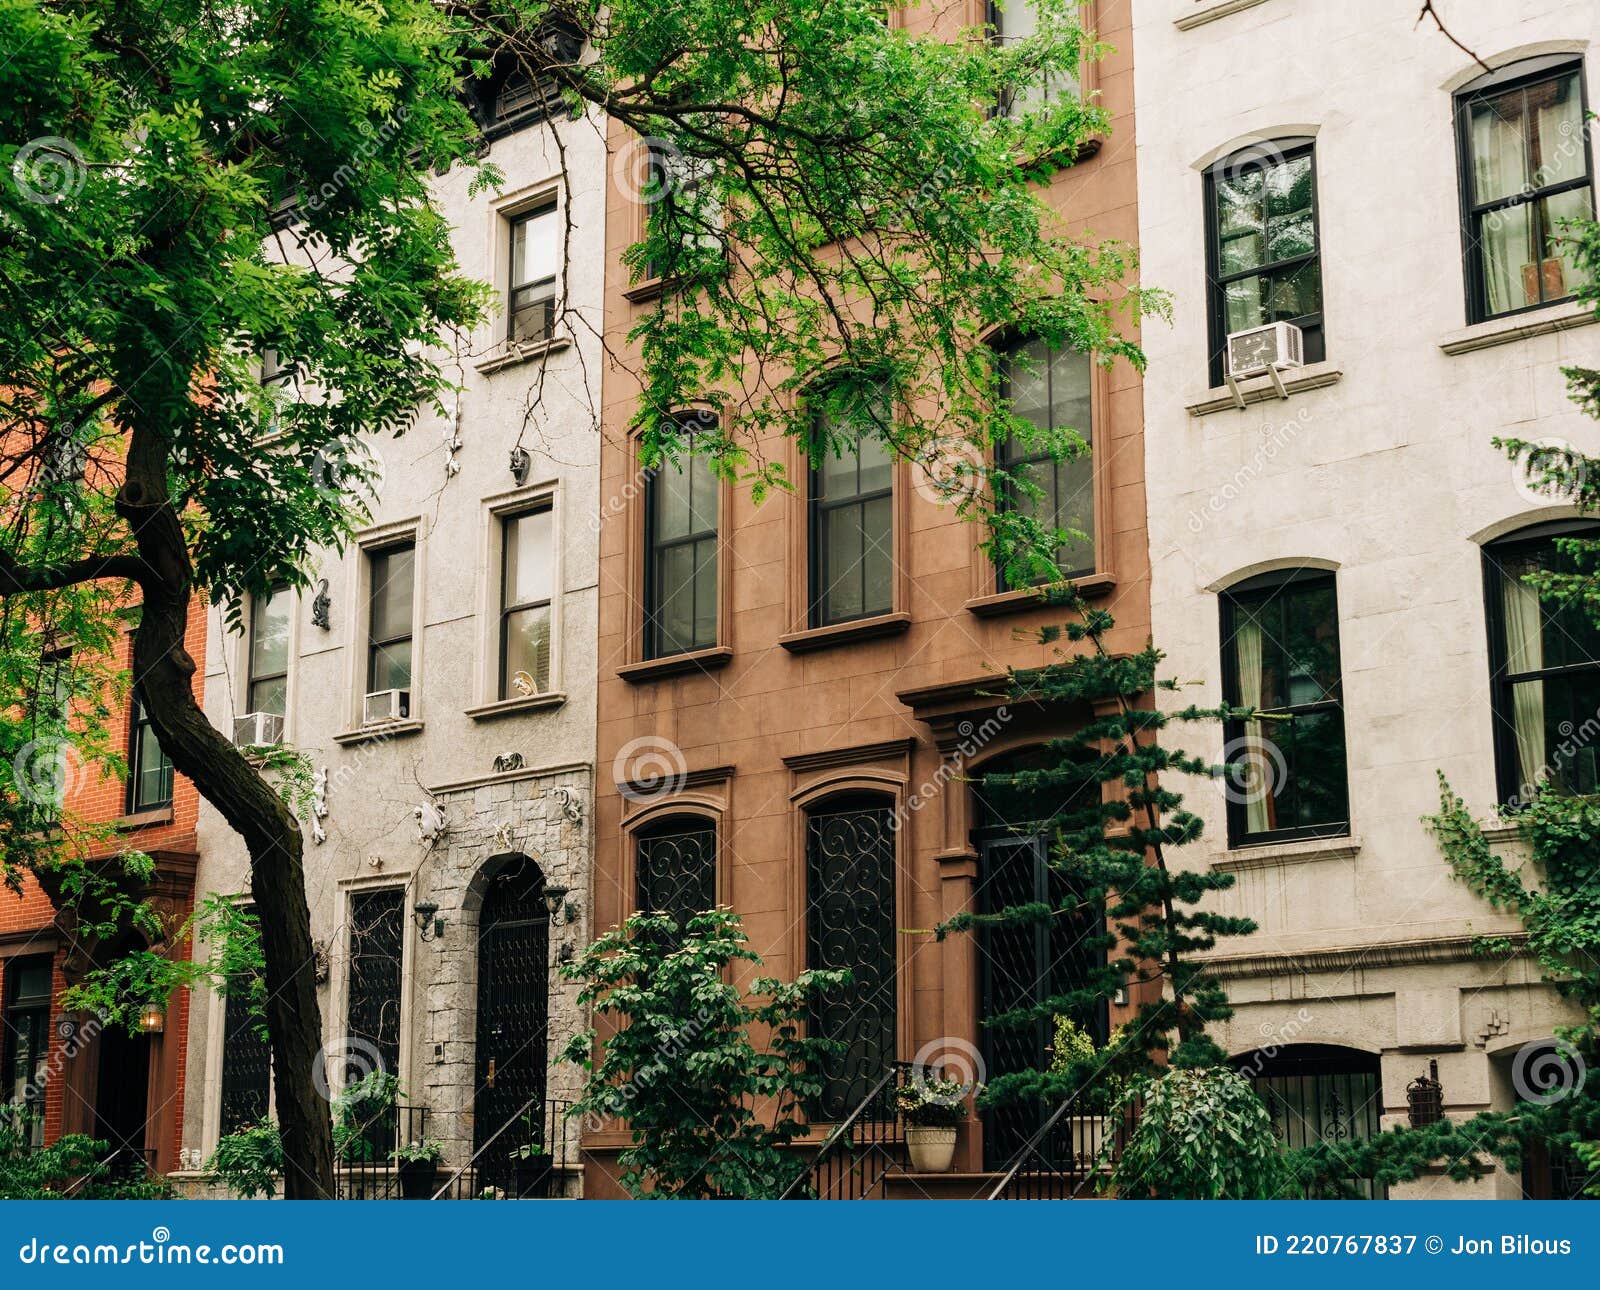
[
  {"left": 977, "top": 834, "right": 1107, "bottom": 1170},
  {"left": 473, "top": 856, "right": 550, "bottom": 1197},
  {"left": 807, "top": 797, "right": 898, "bottom": 1121},
  {"left": 1234, "top": 1044, "right": 1385, "bottom": 1198}
]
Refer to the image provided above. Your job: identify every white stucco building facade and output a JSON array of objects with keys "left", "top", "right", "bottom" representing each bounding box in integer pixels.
[
  {"left": 179, "top": 75, "right": 607, "bottom": 1198},
  {"left": 1135, "top": 0, "right": 1597, "bottom": 1196}
]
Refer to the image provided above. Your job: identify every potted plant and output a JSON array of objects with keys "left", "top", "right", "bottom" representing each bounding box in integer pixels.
[
  {"left": 1049, "top": 1018, "right": 1127, "bottom": 1168},
  {"left": 510, "top": 1139, "right": 553, "bottom": 1198},
  {"left": 392, "top": 1139, "right": 443, "bottom": 1200},
  {"left": 895, "top": 1076, "right": 969, "bottom": 1173}
]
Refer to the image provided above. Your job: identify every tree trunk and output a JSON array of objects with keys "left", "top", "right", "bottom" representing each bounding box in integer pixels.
[{"left": 117, "top": 432, "right": 336, "bottom": 1199}]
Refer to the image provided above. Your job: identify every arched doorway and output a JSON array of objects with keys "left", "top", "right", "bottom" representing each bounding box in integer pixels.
[
  {"left": 472, "top": 855, "right": 550, "bottom": 1196},
  {"left": 972, "top": 747, "right": 1107, "bottom": 1170},
  {"left": 1231, "top": 1043, "right": 1384, "bottom": 1197}
]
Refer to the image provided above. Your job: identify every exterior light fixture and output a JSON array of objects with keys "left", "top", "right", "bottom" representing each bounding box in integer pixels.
[
  {"left": 138, "top": 1001, "right": 167, "bottom": 1034},
  {"left": 1406, "top": 1060, "right": 1444, "bottom": 1127},
  {"left": 542, "top": 884, "right": 575, "bottom": 924},
  {"left": 413, "top": 899, "right": 444, "bottom": 942}
]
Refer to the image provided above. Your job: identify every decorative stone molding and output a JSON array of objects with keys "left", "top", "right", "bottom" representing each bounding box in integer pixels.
[
  {"left": 1439, "top": 302, "right": 1596, "bottom": 355},
  {"left": 1174, "top": 0, "right": 1271, "bottom": 31},
  {"left": 1202, "top": 932, "right": 1531, "bottom": 981}
]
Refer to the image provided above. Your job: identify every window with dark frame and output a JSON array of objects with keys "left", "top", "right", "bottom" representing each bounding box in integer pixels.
[
  {"left": 217, "top": 906, "right": 271, "bottom": 1137},
  {"left": 994, "top": 336, "right": 1096, "bottom": 588},
  {"left": 27, "top": 650, "right": 73, "bottom": 825},
  {"left": 1484, "top": 523, "right": 1600, "bottom": 804},
  {"left": 635, "top": 819, "right": 717, "bottom": 942},
  {"left": 989, "top": 0, "right": 1079, "bottom": 117},
  {"left": 1220, "top": 570, "right": 1349, "bottom": 847},
  {"left": 127, "top": 690, "right": 174, "bottom": 813},
  {"left": 508, "top": 203, "right": 559, "bottom": 345},
  {"left": 643, "top": 415, "right": 719, "bottom": 659},
  {"left": 643, "top": 143, "right": 721, "bottom": 283},
  {"left": 247, "top": 585, "right": 290, "bottom": 718},
  {"left": 342, "top": 888, "right": 405, "bottom": 1157},
  {"left": 1204, "top": 139, "right": 1324, "bottom": 387},
  {"left": 500, "top": 506, "right": 553, "bottom": 699},
  {"left": 1455, "top": 57, "right": 1595, "bottom": 323},
  {"left": 809, "top": 385, "right": 894, "bottom": 627},
  {"left": 366, "top": 542, "right": 415, "bottom": 695},
  {"left": 3, "top": 957, "right": 51, "bottom": 1147}
]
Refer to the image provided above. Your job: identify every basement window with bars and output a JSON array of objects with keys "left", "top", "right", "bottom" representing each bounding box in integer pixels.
[
  {"left": 635, "top": 819, "right": 716, "bottom": 943},
  {"left": 217, "top": 906, "right": 270, "bottom": 1138}
]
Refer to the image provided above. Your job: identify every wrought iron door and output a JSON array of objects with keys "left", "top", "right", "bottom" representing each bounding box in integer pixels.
[
  {"left": 473, "top": 857, "right": 550, "bottom": 1196},
  {"left": 806, "top": 798, "right": 897, "bottom": 1121},
  {"left": 977, "top": 835, "right": 1106, "bottom": 1170},
  {"left": 1238, "top": 1045, "right": 1384, "bottom": 1198}
]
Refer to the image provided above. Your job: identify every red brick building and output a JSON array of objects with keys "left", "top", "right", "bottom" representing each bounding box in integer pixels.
[{"left": 1, "top": 598, "right": 206, "bottom": 1176}]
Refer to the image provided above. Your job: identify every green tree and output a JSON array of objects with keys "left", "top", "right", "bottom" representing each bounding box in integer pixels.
[
  {"left": 2, "top": 0, "right": 1140, "bottom": 1193},
  {"left": 560, "top": 908, "right": 843, "bottom": 1199}
]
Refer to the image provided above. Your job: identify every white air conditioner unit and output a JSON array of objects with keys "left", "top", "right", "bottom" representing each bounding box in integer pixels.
[
  {"left": 363, "top": 688, "right": 411, "bottom": 726},
  {"left": 1224, "top": 321, "right": 1304, "bottom": 406},
  {"left": 232, "top": 711, "right": 285, "bottom": 748}
]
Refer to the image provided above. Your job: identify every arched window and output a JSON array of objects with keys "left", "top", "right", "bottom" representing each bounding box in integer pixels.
[
  {"left": 805, "top": 793, "right": 897, "bottom": 1120},
  {"left": 807, "top": 380, "right": 894, "bottom": 626},
  {"left": 1484, "top": 522, "right": 1600, "bottom": 803},
  {"left": 993, "top": 335, "right": 1096, "bottom": 586},
  {"left": 1219, "top": 567, "right": 1348, "bottom": 846},
  {"left": 634, "top": 815, "right": 717, "bottom": 936},
  {"left": 1231, "top": 1044, "right": 1383, "bottom": 1198},
  {"left": 1203, "top": 138, "right": 1323, "bottom": 386},
  {"left": 1454, "top": 56, "right": 1594, "bottom": 322}
]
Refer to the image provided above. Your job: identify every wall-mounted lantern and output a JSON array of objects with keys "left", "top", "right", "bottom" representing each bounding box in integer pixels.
[
  {"left": 413, "top": 899, "right": 445, "bottom": 942},
  {"left": 1407, "top": 1060, "right": 1444, "bottom": 1127},
  {"left": 138, "top": 1000, "right": 167, "bottom": 1034}
]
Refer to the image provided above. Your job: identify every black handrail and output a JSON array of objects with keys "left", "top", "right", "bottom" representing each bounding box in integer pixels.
[
  {"left": 779, "top": 1061, "right": 915, "bottom": 1201},
  {"left": 986, "top": 1096, "right": 1136, "bottom": 1200}
]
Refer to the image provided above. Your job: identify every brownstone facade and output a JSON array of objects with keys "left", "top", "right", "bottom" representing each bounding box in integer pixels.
[{"left": 589, "top": 0, "right": 1148, "bottom": 1195}]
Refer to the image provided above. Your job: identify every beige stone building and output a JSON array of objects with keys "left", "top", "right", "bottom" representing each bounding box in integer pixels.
[
  {"left": 178, "top": 58, "right": 606, "bottom": 1199},
  {"left": 1135, "top": 0, "right": 1596, "bottom": 1197}
]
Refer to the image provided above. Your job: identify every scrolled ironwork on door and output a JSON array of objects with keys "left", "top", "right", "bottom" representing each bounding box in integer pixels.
[{"left": 806, "top": 799, "right": 897, "bottom": 1122}]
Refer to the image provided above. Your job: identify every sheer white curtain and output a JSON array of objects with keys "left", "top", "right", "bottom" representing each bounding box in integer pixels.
[
  {"left": 1234, "top": 618, "right": 1271, "bottom": 835},
  {"left": 1502, "top": 572, "right": 1546, "bottom": 790},
  {"left": 1471, "top": 103, "right": 1531, "bottom": 314}
]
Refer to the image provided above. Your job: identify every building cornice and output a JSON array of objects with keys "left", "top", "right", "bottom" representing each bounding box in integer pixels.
[{"left": 1200, "top": 933, "right": 1531, "bottom": 981}]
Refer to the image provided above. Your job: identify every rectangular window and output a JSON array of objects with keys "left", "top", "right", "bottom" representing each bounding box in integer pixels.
[
  {"left": 996, "top": 337, "right": 1095, "bottom": 586},
  {"left": 643, "top": 422, "right": 719, "bottom": 659},
  {"left": 1220, "top": 571, "right": 1349, "bottom": 846},
  {"left": 508, "top": 203, "right": 559, "bottom": 344},
  {"left": 217, "top": 906, "right": 271, "bottom": 1137},
  {"left": 1486, "top": 526, "right": 1600, "bottom": 802},
  {"left": 810, "top": 388, "right": 894, "bottom": 626},
  {"left": 644, "top": 144, "right": 721, "bottom": 282},
  {"left": 1456, "top": 59, "right": 1594, "bottom": 322},
  {"left": 1205, "top": 140, "right": 1323, "bottom": 386},
  {"left": 343, "top": 888, "right": 405, "bottom": 1156},
  {"left": 247, "top": 586, "right": 290, "bottom": 718},
  {"left": 635, "top": 821, "right": 717, "bottom": 940},
  {"left": 500, "top": 507, "right": 553, "bottom": 699},
  {"left": 260, "top": 348, "right": 294, "bottom": 437},
  {"left": 3, "top": 957, "right": 51, "bottom": 1147},
  {"left": 366, "top": 543, "right": 415, "bottom": 695},
  {"left": 128, "top": 692, "right": 174, "bottom": 813},
  {"left": 990, "top": 0, "right": 1079, "bottom": 116}
]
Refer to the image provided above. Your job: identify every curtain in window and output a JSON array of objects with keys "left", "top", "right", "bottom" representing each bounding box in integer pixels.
[
  {"left": 1472, "top": 104, "right": 1531, "bottom": 316},
  {"left": 1234, "top": 617, "right": 1271, "bottom": 836},
  {"left": 1502, "top": 573, "right": 1546, "bottom": 790}
]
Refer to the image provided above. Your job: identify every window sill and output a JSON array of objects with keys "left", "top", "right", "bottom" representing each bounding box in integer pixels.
[
  {"left": 116, "top": 807, "right": 174, "bottom": 831},
  {"left": 1213, "top": 833, "right": 1360, "bottom": 871},
  {"left": 622, "top": 277, "right": 668, "bottom": 304},
  {"left": 778, "top": 612, "right": 912, "bottom": 653},
  {"left": 464, "top": 692, "right": 567, "bottom": 721},
  {"left": 1438, "top": 301, "right": 1596, "bottom": 356},
  {"left": 1186, "top": 362, "right": 1343, "bottom": 417},
  {"left": 617, "top": 645, "right": 733, "bottom": 684},
  {"left": 332, "top": 719, "right": 425, "bottom": 747},
  {"left": 474, "top": 335, "right": 571, "bottom": 375},
  {"left": 1175, "top": 0, "right": 1271, "bottom": 30},
  {"left": 965, "top": 572, "right": 1116, "bottom": 618}
]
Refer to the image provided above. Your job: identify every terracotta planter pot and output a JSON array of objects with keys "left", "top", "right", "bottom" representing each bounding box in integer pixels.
[{"left": 904, "top": 1124, "right": 958, "bottom": 1173}]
